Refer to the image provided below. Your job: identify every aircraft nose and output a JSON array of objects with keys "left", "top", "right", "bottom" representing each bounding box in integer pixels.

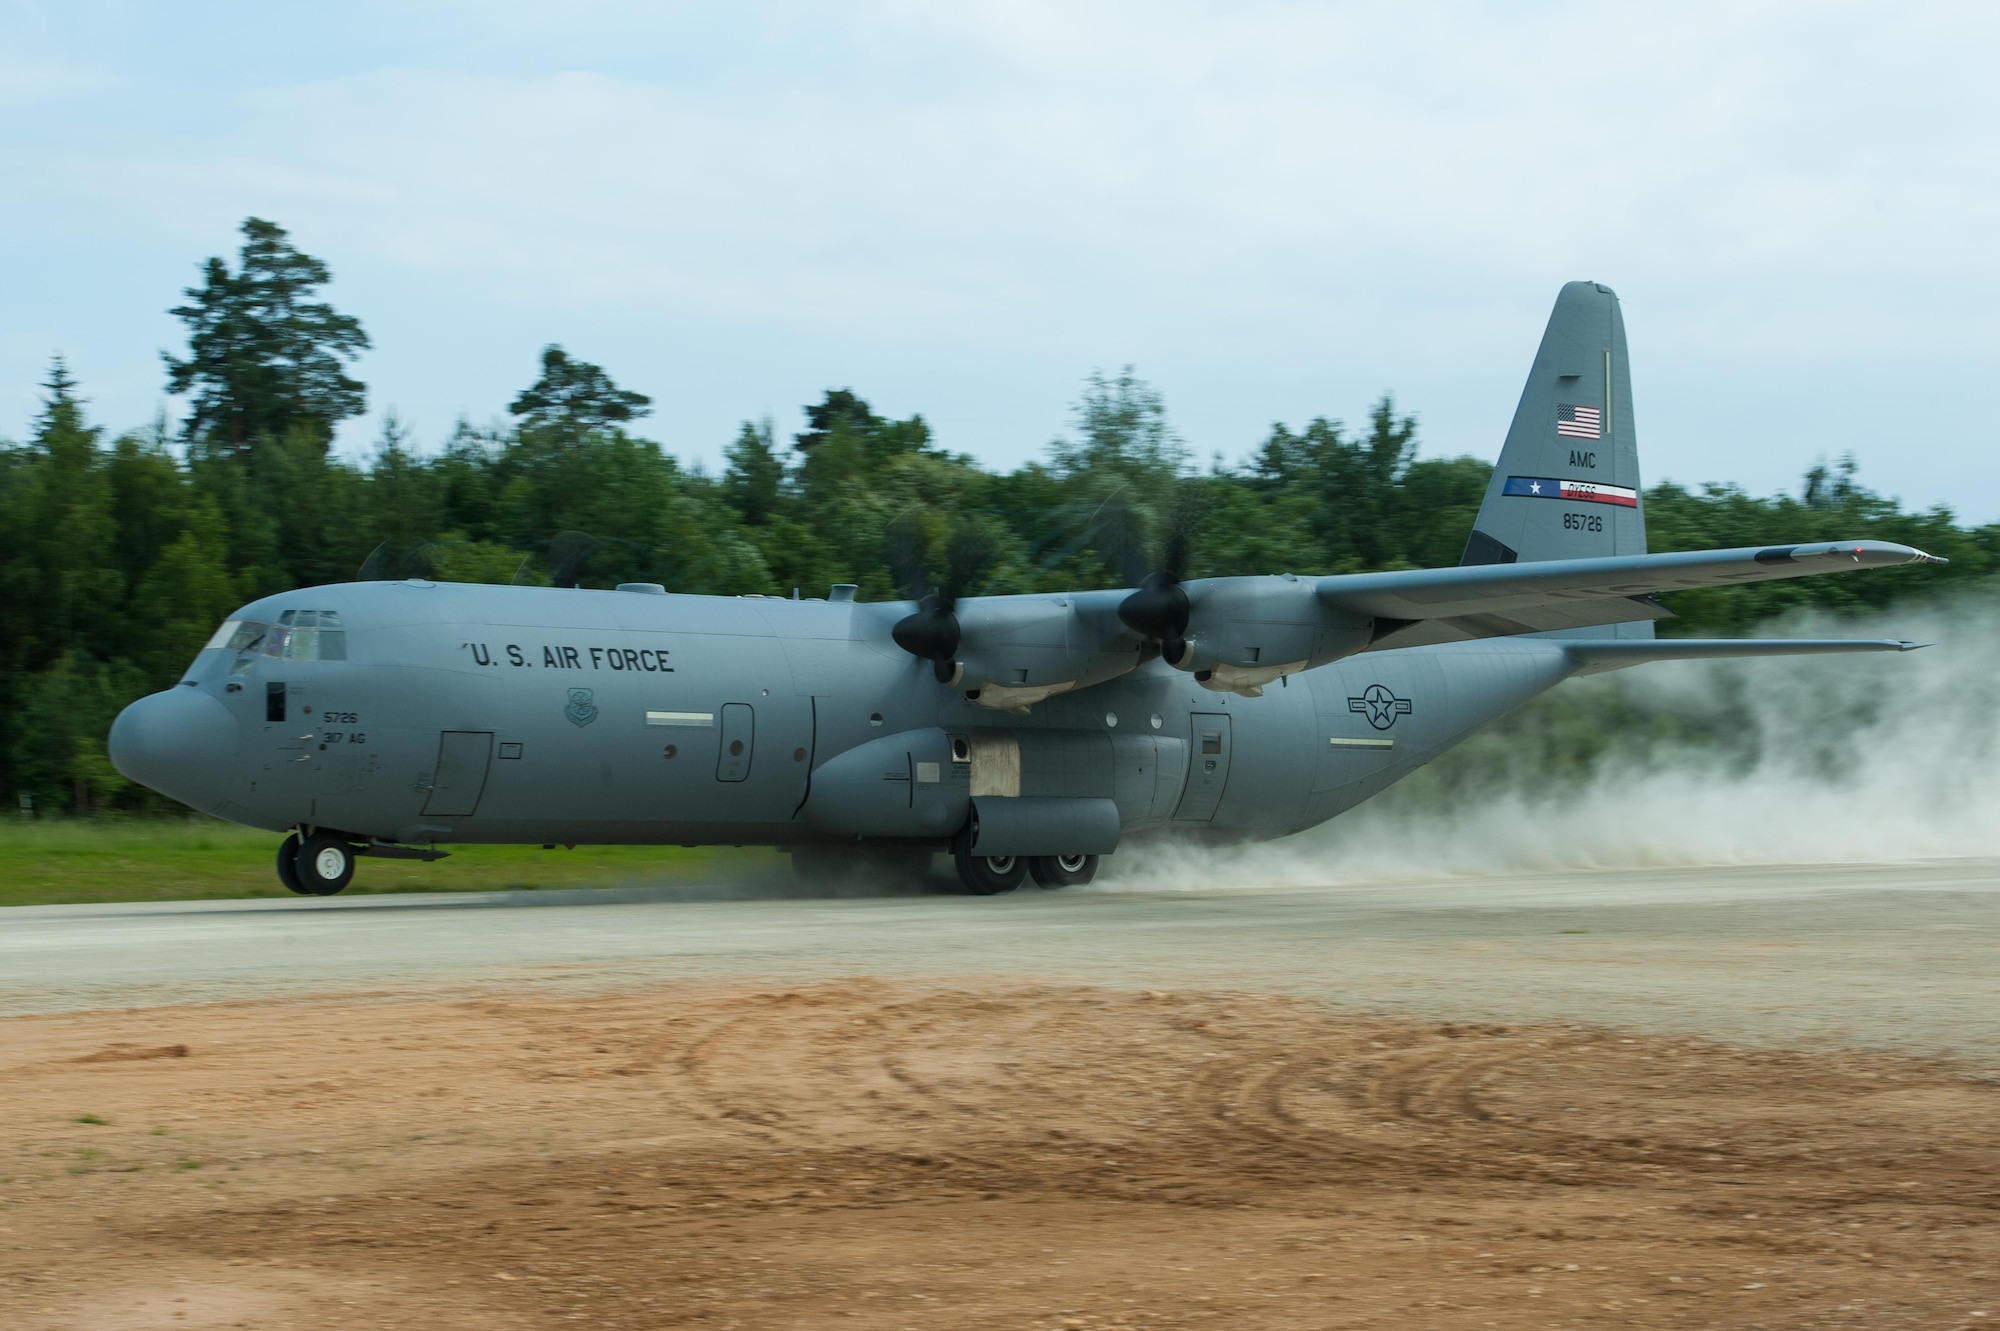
[{"left": 108, "top": 687, "right": 240, "bottom": 813}]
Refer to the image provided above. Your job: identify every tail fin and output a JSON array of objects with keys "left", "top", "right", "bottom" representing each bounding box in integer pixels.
[
  {"left": 1461, "top": 280, "right": 1650, "bottom": 637},
  {"left": 1464, "top": 281, "right": 1643, "bottom": 565}
]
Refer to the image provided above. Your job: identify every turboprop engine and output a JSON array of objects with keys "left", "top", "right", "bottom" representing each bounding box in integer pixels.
[
  {"left": 894, "top": 592, "right": 1144, "bottom": 712},
  {"left": 891, "top": 576, "right": 1382, "bottom": 706},
  {"left": 1122, "top": 572, "right": 1377, "bottom": 695}
]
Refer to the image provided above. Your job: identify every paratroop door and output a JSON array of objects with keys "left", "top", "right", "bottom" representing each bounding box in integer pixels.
[
  {"left": 1172, "top": 713, "right": 1232, "bottom": 822},
  {"left": 422, "top": 731, "right": 494, "bottom": 817},
  {"left": 716, "top": 703, "right": 754, "bottom": 782}
]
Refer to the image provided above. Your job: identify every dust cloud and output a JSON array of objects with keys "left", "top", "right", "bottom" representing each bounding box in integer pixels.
[{"left": 1113, "top": 596, "right": 2000, "bottom": 888}]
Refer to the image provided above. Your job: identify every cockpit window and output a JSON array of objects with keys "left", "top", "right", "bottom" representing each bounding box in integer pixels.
[
  {"left": 263, "top": 610, "right": 348, "bottom": 661},
  {"left": 204, "top": 620, "right": 270, "bottom": 653}
]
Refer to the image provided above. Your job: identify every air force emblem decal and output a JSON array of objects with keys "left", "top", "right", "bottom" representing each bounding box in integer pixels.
[
  {"left": 564, "top": 687, "right": 598, "bottom": 728},
  {"left": 1348, "top": 683, "right": 1413, "bottom": 730}
]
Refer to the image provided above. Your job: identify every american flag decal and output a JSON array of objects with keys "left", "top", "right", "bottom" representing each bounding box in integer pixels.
[{"left": 1555, "top": 403, "right": 1602, "bottom": 439}]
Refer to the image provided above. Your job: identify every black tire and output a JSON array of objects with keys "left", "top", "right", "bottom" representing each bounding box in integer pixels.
[
  {"left": 952, "top": 833, "right": 1026, "bottom": 896},
  {"left": 1029, "top": 853, "right": 1099, "bottom": 888},
  {"left": 294, "top": 833, "right": 356, "bottom": 896},
  {"left": 275, "top": 833, "right": 308, "bottom": 894}
]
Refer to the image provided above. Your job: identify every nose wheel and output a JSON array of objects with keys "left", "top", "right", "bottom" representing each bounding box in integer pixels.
[{"left": 278, "top": 831, "right": 357, "bottom": 896}]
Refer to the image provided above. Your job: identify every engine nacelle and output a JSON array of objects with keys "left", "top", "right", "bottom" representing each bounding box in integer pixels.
[
  {"left": 1178, "top": 575, "right": 1375, "bottom": 695},
  {"left": 953, "top": 594, "right": 1140, "bottom": 713}
]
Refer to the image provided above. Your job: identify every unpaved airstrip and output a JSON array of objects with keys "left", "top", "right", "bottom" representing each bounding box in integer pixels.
[{"left": 3, "top": 860, "right": 1999, "bottom": 1329}]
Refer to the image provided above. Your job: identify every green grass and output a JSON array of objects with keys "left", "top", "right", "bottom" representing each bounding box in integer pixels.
[{"left": 0, "top": 817, "right": 779, "bottom": 908}]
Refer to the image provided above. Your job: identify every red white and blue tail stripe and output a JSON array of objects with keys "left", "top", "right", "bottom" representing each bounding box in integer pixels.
[{"left": 1501, "top": 475, "right": 1639, "bottom": 508}]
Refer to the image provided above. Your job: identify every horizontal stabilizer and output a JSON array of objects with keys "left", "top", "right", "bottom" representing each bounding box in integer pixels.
[
  {"left": 1563, "top": 638, "right": 1926, "bottom": 676},
  {"left": 1318, "top": 539, "right": 1942, "bottom": 649}
]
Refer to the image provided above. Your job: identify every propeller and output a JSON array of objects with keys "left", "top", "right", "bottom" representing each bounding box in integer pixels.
[
  {"left": 356, "top": 539, "right": 450, "bottom": 582},
  {"left": 1117, "top": 526, "right": 1194, "bottom": 666},
  {"left": 544, "top": 530, "right": 599, "bottom": 588},
  {"left": 892, "top": 588, "right": 962, "bottom": 683},
  {"left": 885, "top": 510, "right": 984, "bottom": 684}
]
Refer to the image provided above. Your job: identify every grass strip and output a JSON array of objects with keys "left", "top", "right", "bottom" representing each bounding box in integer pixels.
[{"left": 0, "top": 818, "right": 776, "bottom": 908}]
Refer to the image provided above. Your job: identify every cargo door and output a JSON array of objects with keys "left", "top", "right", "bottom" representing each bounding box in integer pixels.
[
  {"left": 1173, "top": 713, "right": 1233, "bottom": 822},
  {"left": 423, "top": 730, "right": 494, "bottom": 817},
  {"left": 716, "top": 703, "right": 754, "bottom": 782}
]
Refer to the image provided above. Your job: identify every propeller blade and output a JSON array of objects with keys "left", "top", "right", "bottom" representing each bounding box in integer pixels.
[
  {"left": 891, "top": 593, "right": 962, "bottom": 664},
  {"left": 1118, "top": 573, "right": 1191, "bottom": 665},
  {"left": 885, "top": 509, "right": 982, "bottom": 679},
  {"left": 546, "top": 530, "right": 598, "bottom": 588}
]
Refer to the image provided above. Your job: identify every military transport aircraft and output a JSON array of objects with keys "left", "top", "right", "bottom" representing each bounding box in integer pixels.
[{"left": 108, "top": 282, "right": 1937, "bottom": 897}]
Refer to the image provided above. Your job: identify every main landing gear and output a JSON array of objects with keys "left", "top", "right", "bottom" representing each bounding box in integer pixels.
[
  {"left": 790, "top": 840, "right": 1106, "bottom": 895},
  {"left": 277, "top": 831, "right": 357, "bottom": 896},
  {"left": 1029, "top": 853, "right": 1099, "bottom": 888},
  {"left": 950, "top": 832, "right": 1101, "bottom": 895}
]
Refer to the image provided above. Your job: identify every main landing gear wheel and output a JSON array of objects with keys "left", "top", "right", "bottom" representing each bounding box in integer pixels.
[
  {"left": 1029, "top": 853, "right": 1099, "bottom": 888},
  {"left": 292, "top": 833, "right": 356, "bottom": 896},
  {"left": 275, "top": 833, "right": 307, "bottom": 894},
  {"left": 953, "top": 834, "right": 1027, "bottom": 896}
]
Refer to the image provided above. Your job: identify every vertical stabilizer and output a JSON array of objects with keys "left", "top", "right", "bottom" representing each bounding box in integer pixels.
[{"left": 1461, "top": 281, "right": 1650, "bottom": 637}]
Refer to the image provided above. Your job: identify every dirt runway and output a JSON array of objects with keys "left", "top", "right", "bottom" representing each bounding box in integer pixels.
[{"left": 4, "top": 976, "right": 1998, "bottom": 1330}]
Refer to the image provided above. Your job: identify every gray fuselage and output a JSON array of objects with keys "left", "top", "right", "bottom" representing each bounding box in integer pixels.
[{"left": 120, "top": 579, "right": 1578, "bottom": 850}]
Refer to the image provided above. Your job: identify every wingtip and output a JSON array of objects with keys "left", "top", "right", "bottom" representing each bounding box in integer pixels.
[{"left": 1825, "top": 541, "right": 1946, "bottom": 567}]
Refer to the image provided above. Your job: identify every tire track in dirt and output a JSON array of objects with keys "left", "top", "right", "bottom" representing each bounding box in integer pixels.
[{"left": 16, "top": 978, "right": 2000, "bottom": 1330}]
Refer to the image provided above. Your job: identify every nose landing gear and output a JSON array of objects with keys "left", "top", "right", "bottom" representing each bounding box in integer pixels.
[{"left": 277, "top": 831, "right": 357, "bottom": 896}]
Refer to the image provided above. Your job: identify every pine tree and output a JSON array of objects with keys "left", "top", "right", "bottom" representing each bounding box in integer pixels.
[
  {"left": 164, "top": 217, "right": 370, "bottom": 454},
  {"left": 509, "top": 346, "right": 651, "bottom": 439},
  {"left": 721, "top": 419, "right": 785, "bottom": 525},
  {"left": 7, "top": 358, "right": 123, "bottom": 667}
]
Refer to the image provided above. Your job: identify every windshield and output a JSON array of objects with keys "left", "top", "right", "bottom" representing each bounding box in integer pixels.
[
  {"left": 262, "top": 609, "right": 348, "bottom": 661},
  {"left": 204, "top": 620, "right": 269, "bottom": 653}
]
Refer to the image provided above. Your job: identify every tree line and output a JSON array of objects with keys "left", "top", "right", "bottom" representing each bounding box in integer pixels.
[{"left": 4, "top": 218, "right": 1991, "bottom": 814}]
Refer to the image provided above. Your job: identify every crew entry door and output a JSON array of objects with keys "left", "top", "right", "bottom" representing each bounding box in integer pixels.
[
  {"left": 1173, "top": 713, "right": 1233, "bottom": 822},
  {"left": 422, "top": 731, "right": 494, "bottom": 817}
]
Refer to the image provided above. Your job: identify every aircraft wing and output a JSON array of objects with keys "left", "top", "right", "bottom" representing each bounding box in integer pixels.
[
  {"left": 1316, "top": 539, "right": 1943, "bottom": 649},
  {"left": 1560, "top": 637, "right": 1925, "bottom": 675}
]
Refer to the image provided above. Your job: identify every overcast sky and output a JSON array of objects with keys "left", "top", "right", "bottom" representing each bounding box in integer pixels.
[{"left": 5, "top": 1, "right": 1997, "bottom": 519}]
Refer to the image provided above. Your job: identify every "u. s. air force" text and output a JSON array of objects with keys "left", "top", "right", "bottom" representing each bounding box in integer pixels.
[{"left": 467, "top": 643, "right": 674, "bottom": 672}]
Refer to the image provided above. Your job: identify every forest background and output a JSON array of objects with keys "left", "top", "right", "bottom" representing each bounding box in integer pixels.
[{"left": 6, "top": 219, "right": 1993, "bottom": 816}]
